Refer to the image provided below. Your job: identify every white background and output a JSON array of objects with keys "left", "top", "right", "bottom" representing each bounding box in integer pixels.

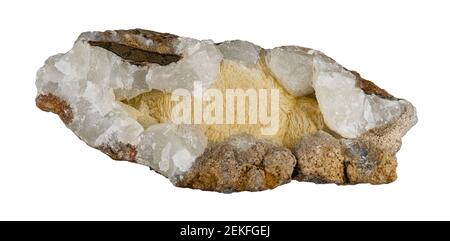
[{"left": 0, "top": 0, "right": 448, "bottom": 220}]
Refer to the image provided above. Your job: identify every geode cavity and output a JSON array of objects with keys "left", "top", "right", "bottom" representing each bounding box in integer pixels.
[{"left": 35, "top": 29, "right": 417, "bottom": 192}]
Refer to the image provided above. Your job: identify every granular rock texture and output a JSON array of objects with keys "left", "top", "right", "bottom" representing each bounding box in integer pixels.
[
  {"left": 344, "top": 101, "right": 417, "bottom": 184},
  {"left": 177, "top": 134, "right": 296, "bottom": 192},
  {"left": 293, "top": 131, "right": 346, "bottom": 184},
  {"left": 35, "top": 29, "right": 417, "bottom": 192},
  {"left": 293, "top": 102, "right": 417, "bottom": 185}
]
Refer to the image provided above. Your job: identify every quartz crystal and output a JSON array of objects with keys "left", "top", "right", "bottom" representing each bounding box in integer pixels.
[
  {"left": 217, "top": 40, "right": 262, "bottom": 68},
  {"left": 36, "top": 29, "right": 417, "bottom": 192},
  {"left": 265, "top": 46, "right": 315, "bottom": 96}
]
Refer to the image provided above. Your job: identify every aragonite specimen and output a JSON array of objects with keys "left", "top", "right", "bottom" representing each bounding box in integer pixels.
[{"left": 35, "top": 29, "right": 417, "bottom": 192}]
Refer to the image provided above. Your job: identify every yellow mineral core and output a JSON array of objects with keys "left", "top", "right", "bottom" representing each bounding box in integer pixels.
[{"left": 121, "top": 58, "right": 325, "bottom": 149}]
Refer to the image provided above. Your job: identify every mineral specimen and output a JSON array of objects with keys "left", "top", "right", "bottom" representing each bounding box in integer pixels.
[{"left": 35, "top": 29, "right": 417, "bottom": 192}]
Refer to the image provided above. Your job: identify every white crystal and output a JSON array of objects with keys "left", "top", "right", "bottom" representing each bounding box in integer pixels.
[
  {"left": 217, "top": 40, "right": 262, "bottom": 68},
  {"left": 312, "top": 52, "right": 405, "bottom": 138},
  {"left": 172, "top": 149, "right": 196, "bottom": 172},
  {"left": 36, "top": 40, "right": 146, "bottom": 147},
  {"left": 264, "top": 46, "right": 405, "bottom": 138},
  {"left": 145, "top": 37, "right": 223, "bottom": 92},
  {"left": 136, "top": 123, "right": 207, "bottom": 178},
  {"left": 228, "top": 134, "right": 257, "bottom": 152},
  {"left": 265, "top": 46, "right": 315, "bottom": 96},
  {"left": 36, "top": 30, "right": 409, "bottom": 178},
  {"left": 36, "top": 32, "right": 213, "bottom": 178}
]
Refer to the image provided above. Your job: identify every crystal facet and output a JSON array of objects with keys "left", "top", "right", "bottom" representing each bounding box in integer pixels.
[{"left": 36, "top": 29, "right": 417, "bottom": 192}]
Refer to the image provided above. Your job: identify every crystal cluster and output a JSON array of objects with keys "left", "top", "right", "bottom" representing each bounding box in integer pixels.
[{"left": 36, "top": 29, "right": 417, "bottom": 192}]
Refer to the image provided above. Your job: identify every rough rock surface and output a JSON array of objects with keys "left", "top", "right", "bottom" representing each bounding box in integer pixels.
[
  {"left": 344, "top": 101, "right": 417, "bottom": 184},
  {"left": 293, "top": 131, "right": 346, "bottom": 184},
  {"left": 176, "top": 134, "right": 296, "bottom": 192},
  {"left": 35, "top": 29, "right": 417, "bottom": 192},
  {"left": 293, "top": 102, "right": 417, "bottom": 184}
]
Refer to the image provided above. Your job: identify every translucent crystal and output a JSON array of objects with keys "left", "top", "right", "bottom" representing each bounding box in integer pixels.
[
  {"left": 36, "top": 40, "right": 145, "bottom": 147},
  {"left": 145, "top": 37, "right": 223, "bottom": 92},
  {"left": 265, "top": 46, "right": 315, "bottom": 96},
  {"left": 312, "top": 52, "right": 405, "bottom": 138},
  {"left": 136, "top": 123, "right": 207, "bottom": 179},
  {"left": 36, "top": 29, "right": 410, "bottom": 181},
  {"left": 217, "top": 40, "right": 262, "bottom": 68}
]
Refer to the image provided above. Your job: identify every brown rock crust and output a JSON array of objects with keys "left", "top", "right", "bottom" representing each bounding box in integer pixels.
[
  {"left": 176, "top": 134, "right": 297, "bottom": 192},
  {"left": 98, "top": 143, "right": 138, "bottom": 162},
  {"left": 35, "top": 29, "right": 418, "bottom": 192},
  {"left": 89, "top": 41, "right": 181, "bottom": 66},
  {"left": 351, "top": 71, "right": 397, "bottom": 100},
  {"left": 345, "top": 101, "right": 417, "bottom": 184},
  {"left": 36, "top": 93, "right": 138, "bottom": 163},
  {"left": 293, "top": 131, "right": 346, "bottom": 184},
  {"left": 36, "top": 93, "right": 73, "bottom": 124},
  {"left": 292, "top": 101, "right": 417, "bottom": 185}
]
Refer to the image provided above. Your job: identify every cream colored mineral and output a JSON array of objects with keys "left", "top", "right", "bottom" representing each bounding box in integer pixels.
[{"left": 36, "top": 29, "right": 417, "bottom": 192}]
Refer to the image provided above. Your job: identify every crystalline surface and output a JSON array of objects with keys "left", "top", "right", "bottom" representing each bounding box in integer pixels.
[
  {"left": 265, "top": 46, "right": 405, "bottom": 138},
  {"left": 227, "top": 133, "right": 258, "bottom": 152},
  {"left": 146, "top": 37, "right": 223, "bottom": 92},
  {"left": 36, "top": 29, "right": 412, "bottom": 184},
  {"left": 36, "top": 31, "right": 220, "bottom": 178},
  {"left": 217, "top": 40, "right": 262, "bottom": 68},
  {"left": 36, "top": 40, "right": 145, "bottom": 147},
  {"left": 312, "top": 51, "right": 405, "bottom": 138},
  {"left": 136, "top": 123, "right": 207, "bottom": 180},
  {"left": 265, "top": 46, "right": 315, "bottom": 96}
]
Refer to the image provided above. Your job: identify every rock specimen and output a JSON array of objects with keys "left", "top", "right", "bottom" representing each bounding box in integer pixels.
[
  {"left": 177, "top": 134, "right": 296, "bottom": 192},
  {"left": 35, "top": 29, "right": 417, "bottom": 192}
]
